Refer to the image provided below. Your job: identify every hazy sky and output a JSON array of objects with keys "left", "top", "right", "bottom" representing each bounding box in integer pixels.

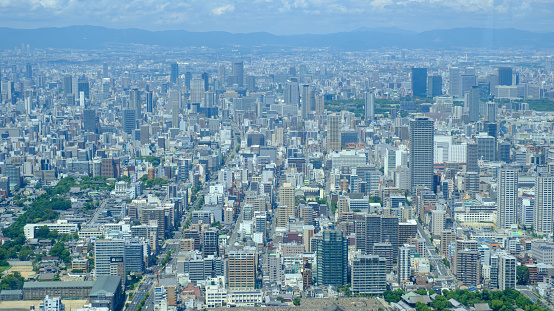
[{"left": 0, "top": 0, "right": 552, "bottom": 34}]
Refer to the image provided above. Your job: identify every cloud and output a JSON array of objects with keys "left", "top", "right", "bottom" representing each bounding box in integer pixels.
[
  {"left": 0, "top": 0, "right": 551, "bottom": 34},
  {"left": 212, "top": 4, "right": 235, "bottom": 16}
]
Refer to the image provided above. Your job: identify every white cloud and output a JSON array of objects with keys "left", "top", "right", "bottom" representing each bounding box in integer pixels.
[{"left": 212, "top": 4, "right": 235, "bottom": 15}]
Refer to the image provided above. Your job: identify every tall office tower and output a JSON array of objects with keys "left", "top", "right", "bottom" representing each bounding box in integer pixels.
[
  {"left": 122, "top": 109, "right": 136, "bottom": 134},
  {"left": 427, "top": 75, "right": 442, "bottom": 98},
  {"left": 498, "top": 253, "right": 517, "bottom": 290},
  {"left": 486, "top": 102, "right": 497, "bottom": 123},
  {"left": 140, "top": 125, "right": 150, "bottom": 145},
  {"left": 184, "top": 71, "right": 192, "bottom": 90},
  {"left": 534, "top": 173, "right": 554, "bottom": 235},
  {"left": 228, "top": 251, "right": 256, "bottom": 289},
  {"left": 468, "top": 86, "right": 480, "bottom": 122},
  {"left": 365, "top": 92, "right": 375, "bottom": 121},
  {"left": 301, "top": 84, "right": 311, "bottom": 120},
  {"left": 476, "top": 134, "right": 496, "bottom": 162},
  {"left": 232, "top": 61, "right": 244, "bottom": 88},
  {"left": 201, "top": 72, "right": 209, "bottom": 91},
  {"left": 315, "top": 95, "right": 324, "bottom": 116},
  {"left": 63, "top": 74, "right": 72, "bottom": 94},
  {"left": 95, "top": 239, "right": 125, "bottom": 277},
  {"left": 168, "top": 90, "right": 180, "bottom": 128},
  {"left": 440, "top": 230, "right": 456, "bottom": 255},
  {"left": 456, "top": 250, "right": 481, "bottom": 286},
  {"left": 103, "top": 62, "right": 108, "bottom": 78},
  {"left": 356, "top": 215, "right": 399, "bottom": 261},
  {"left": 497, "top": 168, "right": 518, "bottom": 230},
  {"left": 351, "top": 255, "right": 387, "bottom": 294},
  {"left": 246, "top": 75, "right": 256, "bottom": 92},
  {"left": 409, "top": 117, "right": 434, "bottom": 192},
  {"left": 4, "top": 165, "right": 21, "bottom": 189},
  {"left": 124, "top": 238, "right": 145, "bottom": 273},
  {"left": 78, "top": 80, "right": 90, "bottom": 99},
  {"left": 478, "top": 80, "right": 491, "bottom": 100},
  {"left": 130, "top": 88, "right": 141, "bottom": 120},
  {"left": 316, "top": 230, "right": 348, "bottom": 287},
  {"left": 277, "top": 183, "right": 295, "bottom": 227},
  {"left": 202, "top": 230, "right": 218, "bottom": 258},
  {"left": 170, "top": 63, "right": 179, "bottom": 84},
  {"left": 284, "top": 82, "right": 300, "bottom": 106},
  {"left": 142, "top": 207, "right": 167, "bottom": 241},
  {"left": 398, "top": 244, "right": 415, "bottom": 283},
  {"left": 449, "top": 67, "right": 462, "bottom": 97},
  {"left": 461, "top": 74, "right": 476, "bottom": 96},
  {"left": 498, "top": 67, "right": 513, "bottom": 86},
  {"left": 25, "top": 63, "right": 32, "bottom": 80},
  {"left": 327, "top": 114, "right": 341, "bottom": 153},
  {"left": 83, "top": 109, "right": 97, "bottom": 133},
  {"left": 218, "top": 64, "right": 225, "bottom": 82},
  {"left": 190, "top": 79, "right": 204, "bottom": 104},
  {"left": 146, "top": 91, "right": 153, "bottom": 113},
  {"left": 411, "top": 68, "right": 427, "bottom": 97}
]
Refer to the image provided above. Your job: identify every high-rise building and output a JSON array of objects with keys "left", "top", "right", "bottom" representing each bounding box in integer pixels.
[
  {"left": 124, "top": 238, "right": 145, "bottom": 273},
  {"left": 487, "top": 102, "right": 497, "bottom": 123},
  {"left": 449, "top": 67, "right": 462, "bottom": 97},
  {"left": 25, "top": 63, "right": 32, "bottom": 80},
  {"left": 398, "top": 244, "right": 415, "bottom": 283},
  {"left": 327, "top": 114, "right": 341, "bottom": 153},
  {"left": 284, "top": 82, "right": 300, "bottom": 106},
  {"left": 351, "top": 255, "right": 387, "bottom": 294},
  {"left": 534, "top": 173, "right": 554, "bottom": 235},
  {"left": 168, "top": 90, "right": 180, "bottom": 128},
  {"left": 77, "top": 80, "right": 90, "bottom": 99},
  {"left": 83, "top": 109, "right": 98, "bottom": 133},
  {"left": 498, "top": 253, "right": 517, "bottom": 290},
  {"left": 411, "top": 68, "right": 427, "bottom": 97},
  {"left": 466, "top": 142, "right": 479, "bottom": 172},
  {"left": 427, "top": 75, "right": 442, "bottom": 98},
  {"left": 476, "top": 134, "right": 495, "bottom": 162},
  {"left": 461, "top": 74, "right": 476, "bottom": 96},
  {"left": 409, "top": 117, "right": 434, "bottom": 192},
  {"left": 184, "top": 72, "right": 192, "bottom": 90},
  {"left": 140, "top": 125, "right": 150, "bottom": 145},
  {"left": 63, "top": 74, "right": 72, "bottom": 94},
  {"left": 4, "top": 165, "right": 20, "bottom": 190},
  {"left": 190, "top": 78, "right": 204, "bottom": 104},
  {"left": 146, "top": 91, "right": 153, "bottom": 113},
  {"left": 365, "top": 92, "right": 375, "bottom": 121},
  {"left": 170, "top": 63, "right": 179, "bottom": 84},
  {"left": 498, "top": 168, "right": 518, "bottom": 230},
  {"left": 228, "top": 251, "right": 256, "bottom": 289},
  {"left": 456, "top": 249, "right": 481, "bottom": 286},
  {"left": 95, "top": 239, "right": 125, "bottom": 277},
  {"left": 232, "top": 61, "right": 244, "bottom": 88},
  {"left": 301, "top": 84, "right": 312, "bottom": 120},
  {"left": 130, "top": 88, "right": 141, "bottom": 120},
  {"left": 201, "top": 72, "right": 209, "bottom": 91},
  {"left": 316, "top": 230, "right": 348, "bottom": 287},
  {"left": 122, "top": 109, "right": 136, "bottom": 134},
  {"left": 277, "top": 183, "right": 295, "bottom": 227},
  {"left": 103, "top": 62, "right": 108, "bottom": 78},
  {"left": 468, "top": 86, "right": 480, "bottom": 122},
  {"left": 498, "top": 67, "right": 513, "bottom": 86},
  {"left": 202, "top": 230, "right": 218, "bottom": 258}
]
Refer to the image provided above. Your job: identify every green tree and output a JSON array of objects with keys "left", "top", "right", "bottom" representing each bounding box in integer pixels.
[
  {"left": 293, "top": 298, "right": 301, "bottom": 306},
  {"left": 489, "top": 299, "right": 504, "bottom": 311},
  {"left": 276, "top": 296, "right": 285, "bottom": 303},
  {"left": 517, "top": 266, "right": 530, "bottom": 285},
  {"left": 0, "top": 272, "right": 24, "bottom": 290},
  {"left": 417, "top": 289, "right": 427, "bottom": 295}
]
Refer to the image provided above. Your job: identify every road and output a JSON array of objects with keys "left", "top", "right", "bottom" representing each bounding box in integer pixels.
[
  {"left": 416, "top": 223, "right": 454, "bottom": 286},
  {"left": 126, "top": 276, "right": 154, "bottom": 311}
]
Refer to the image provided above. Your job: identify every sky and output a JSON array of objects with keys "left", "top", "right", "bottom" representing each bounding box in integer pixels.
[{"left": 0, "top": 0, "right": 553, "bottom": 34}]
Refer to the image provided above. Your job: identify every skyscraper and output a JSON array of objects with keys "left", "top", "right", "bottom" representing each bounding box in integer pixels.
[
  {"left": 409, "top": 117, "right": 434, "bottom": 192},
  {"left": 25, "top": 63, "right": 32, "bottom": 80},
  {"left": 122, "top": 109, "right": 136, "bottom": 134},
  {"left": 190, "top": 78, "right": 204, "bottom": 104},
  {"left": 497, "top": 168, "right": 518, "bottom": 230},
  {"left": 170, "top": 63, "right": 179, "bottom": 84},
  {"left": 351, "top": 255, "right": 387, "bottom": 294},
  {"left": 201, "top": 72, "right": 209, "bottom": 91},
  {"left": 449, "top": 67, "right": 462, "bottom": 97},
  {"left": 327, "top": 114, "right": 341, "bottom": 153},
  {"left": 228, "top": 251, "right": 256, "bottom": 289},
  {"left": 168, "top": 90, "right": 180, "bottom": 128},
  {"left": 365, "top": 92, "right": 375, "bottom": 121},
  {"left": 498, "top": 67, "right": 513, "bottom": 86},
  {"left": 232, "top": 61, "right": 244, "bottom": 88},
  {"left": 130, "top": 88, "right": 141, "bottom": 120},
  {"left": 316, "top": 230, "right": 348, "bottom": 287},
  {"left": 95, "top": 239, "right": 125, "bottom": 277},
  {"left": 411, "top": 68, "right": 427, "bottom": 97},
  {"left": 277, "top": 183, "right": 295, "bottom": 227},
  {"left": 534, "top": 172, "right": 554, "bottom": 235},
  {"left": 146, "top": 91, "right": 153, "bottom": 113},
  {"left": 468, "top": 85, "right": 480, "bottom": 122},
  {"left": 398, "top": 244, "right": 415, "bottom": 283},
  {"left": 498, "top": 253, "right": 517, "bottom": 290},
  {"left": 103, "top": 62, "right": 108, "bottom": 78},
  {"left": 284, "top": 82, "right": 300, "bottom": 106},
  {"left": 427, "top": 75, "right": 442, "bottom": 98},
  {"left": 83, "top": 109, "right": 97, "bottom": 133},
  {"left": 63, "top": 74, "right": 72, "bottom": 94},
  {"left": 301, "top": 84, "right": 312, "bottom": 120},
  {"left": 456, "top": 249, "right": 481, "bottom": 286}
]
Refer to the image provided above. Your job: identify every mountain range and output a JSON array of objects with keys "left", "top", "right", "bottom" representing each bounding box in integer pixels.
[{"left": 1, "top": 26, "right": 553, "bottom": 51}]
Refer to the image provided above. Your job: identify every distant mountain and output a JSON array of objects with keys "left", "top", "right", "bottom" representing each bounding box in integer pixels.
[{"left": 1, "top": 26, "right": 553, "bottom": 51}]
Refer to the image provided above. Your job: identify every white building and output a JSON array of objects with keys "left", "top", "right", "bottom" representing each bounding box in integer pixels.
[
  {"left": 24, "top": 220, "right": 78, "bottom": 239},
  {"left": 205, "top": 277, "right": 227, "bottom": 308}
]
